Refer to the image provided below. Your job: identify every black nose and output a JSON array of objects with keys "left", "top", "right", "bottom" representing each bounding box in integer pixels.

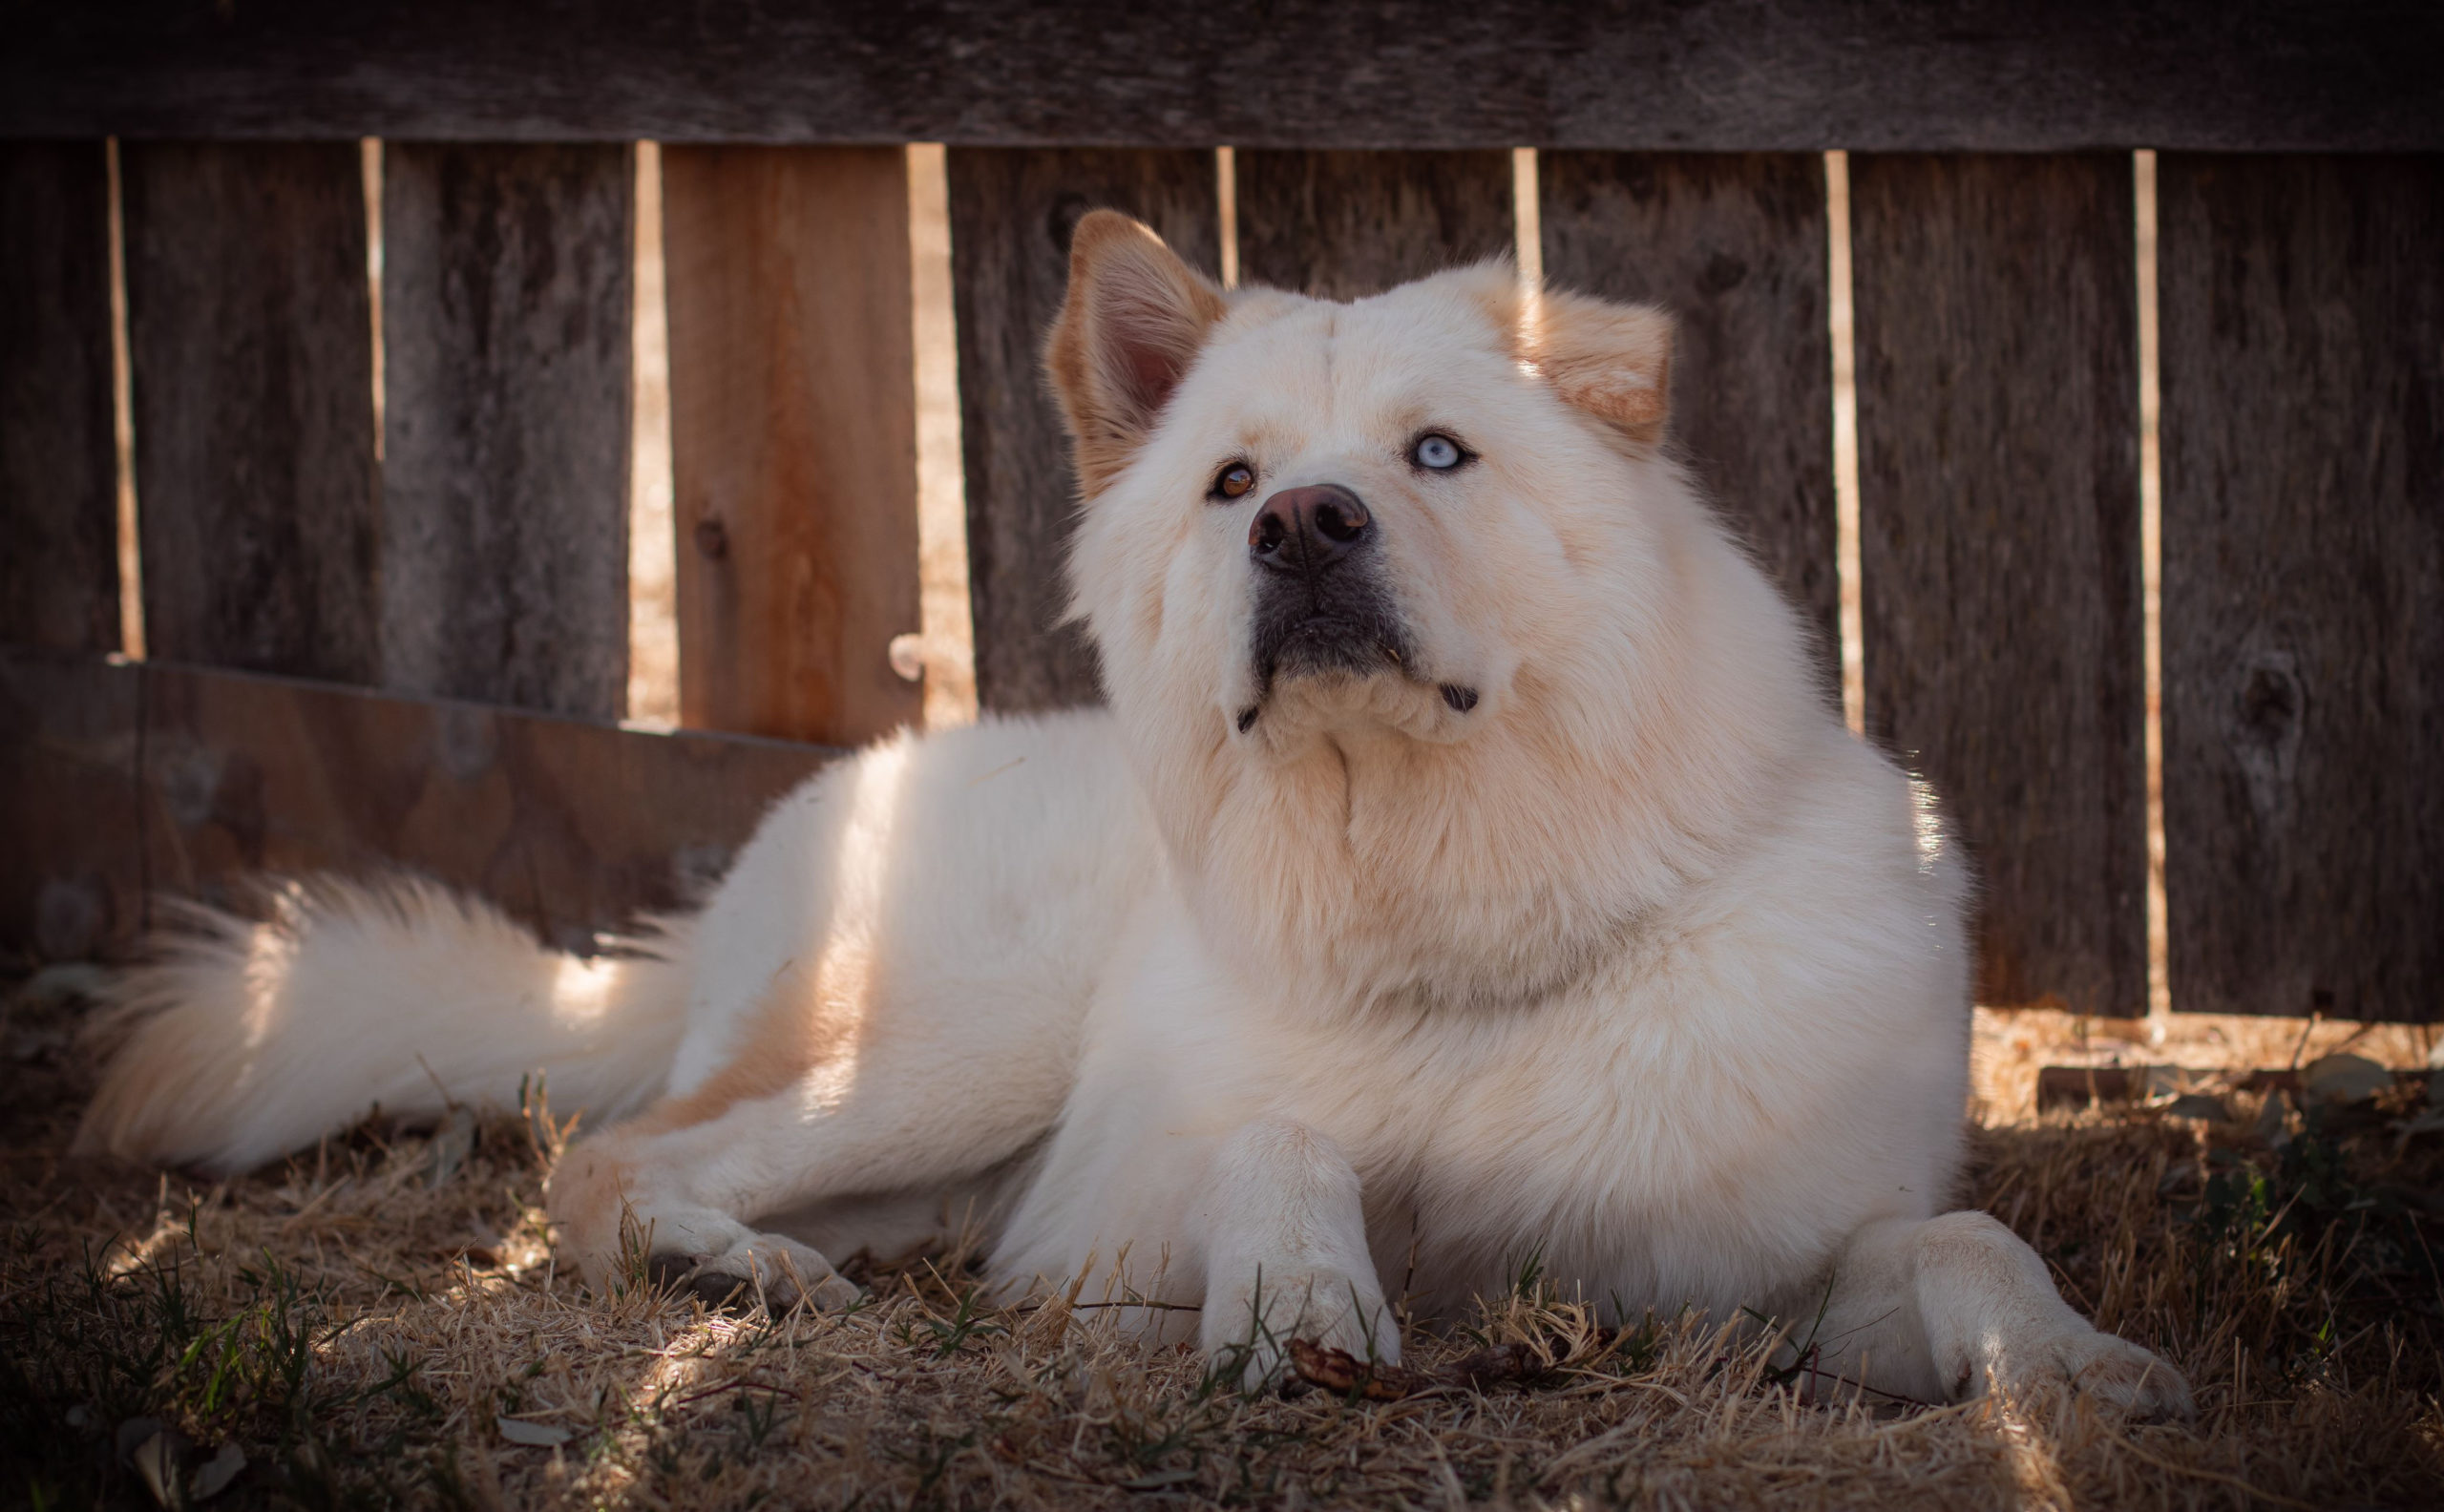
[{"left": 1249, "top": 484, "right": 1372, "bottom": 574}]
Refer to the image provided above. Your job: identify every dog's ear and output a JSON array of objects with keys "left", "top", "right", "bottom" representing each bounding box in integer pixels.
[
  {"left": 1522, "top": 289, "right": 1675, "bottom": 447},
  {"left": 1044, "top": 210, "right": 1229, "bottom": 494}
]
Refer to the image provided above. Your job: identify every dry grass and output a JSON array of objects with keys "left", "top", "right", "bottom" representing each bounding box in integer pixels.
[{"left": 5, "top": 976, "right": 2441, "bottom": 1511}]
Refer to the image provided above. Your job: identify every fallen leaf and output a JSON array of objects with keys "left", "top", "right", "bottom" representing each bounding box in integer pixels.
[
  {"left": 191, "top": 1441, "right": 245, "bottom": 1500},
  {"left": 113, "top": 1417, "right": 167, "bottom": 1461},
  {"left": 1289, "top": 1338, "right": 1423, "bottom": 1399},
  {"left": 426, "top": 1107, "right": 479, "bottom": 1188},
  {"left": 2253, "top": 1088, "right": 2295, "bottom": 1148},
  {"left": 496, "top": 1416, "right": 573, "bottom": 1447},
  {"left": 1288, "top": 1337, "right": 1547, "bottom": 1399},
  {"left": 1118, "top": 1468, "right": 1201, "bottom": 1490},
  {"left": 127, "top": 1427, "right": 190, "bottom": 1508},
  {"left": 1442, "top": 1343, "right": 1543, "bottom": 1387}
]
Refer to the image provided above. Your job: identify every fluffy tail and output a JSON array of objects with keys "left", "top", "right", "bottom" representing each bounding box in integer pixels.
[{"left": 74, "top": 876, "right": 691, "bottom": 1175}]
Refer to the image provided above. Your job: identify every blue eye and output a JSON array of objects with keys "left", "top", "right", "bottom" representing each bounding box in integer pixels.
[{"left": 1413, "top": 433, "right": 1464, "bottom": 470}]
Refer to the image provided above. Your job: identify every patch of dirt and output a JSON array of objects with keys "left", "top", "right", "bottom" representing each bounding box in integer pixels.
[{"left": 5, "top": 976, "right": 2440, "bottom": 1510}]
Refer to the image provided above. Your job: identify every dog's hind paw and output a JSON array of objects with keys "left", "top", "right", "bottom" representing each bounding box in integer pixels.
[{"left": 650, "top": 1234, "right": 861, "bottom": 1314}]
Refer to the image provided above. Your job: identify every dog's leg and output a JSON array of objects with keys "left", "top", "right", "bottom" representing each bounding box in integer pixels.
[
  {"left": 1801, "top": 1211, "right": 2192, "bottom": 1418},
  {"left": 1196, "top": 1120, "right": 1396, "bottom": 1388},
  {"left": 547, "top": 1056, "right": 1058, "bottom": 1312}
]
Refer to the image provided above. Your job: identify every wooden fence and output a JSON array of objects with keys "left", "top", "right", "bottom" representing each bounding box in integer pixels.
[{"left": 2, "top": 3, "right": 2437, "bottom": 1018}]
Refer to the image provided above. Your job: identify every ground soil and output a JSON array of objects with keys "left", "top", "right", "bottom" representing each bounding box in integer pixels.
[{"left": 5, "top": 976, "right": 2440, "bottom": 1510}]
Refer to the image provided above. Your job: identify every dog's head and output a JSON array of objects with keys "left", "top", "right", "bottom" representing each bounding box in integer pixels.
[{"left": 1046, "top": 212, "right": 1815, "bottom": 1004}]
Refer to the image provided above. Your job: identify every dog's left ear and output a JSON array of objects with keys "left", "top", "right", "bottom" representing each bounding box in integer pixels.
[
  {"left": 1044, "top": 210, "right": 1229, "bottom": 494},
  {"left": 1520, "top": 289, "right": 1675, "bottom": 447}
]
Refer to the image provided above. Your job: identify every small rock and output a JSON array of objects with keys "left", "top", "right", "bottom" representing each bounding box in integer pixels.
[
  {"left": 24, "top": 961, "right": 110, "bottom": 1006},
  {"left": 7, "top": 1026, "right": 70, "bottom": 1062},
  {"left": 2302, "top": 1053, "right": 2393, "bottom": 1105}
]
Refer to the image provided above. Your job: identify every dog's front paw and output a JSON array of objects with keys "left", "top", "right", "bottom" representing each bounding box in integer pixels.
[
  {"left": 652, "top": 1233, "right": 861, "bottom": 1313},
  {"left": 1980, "top": 1326, "right": 2194, "bottom": 1422},
  {"left": 1201, "top": 1266, "right": 1398, "bottom": 1391}
]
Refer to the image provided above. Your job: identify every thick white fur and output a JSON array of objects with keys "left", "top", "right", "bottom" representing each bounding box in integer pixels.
[
  {"left": 75, "top": 879, "right": 687, "bottom": 1172},
  {"left": 80, "top": 230, "right": 2189, "bottom": 1417}
]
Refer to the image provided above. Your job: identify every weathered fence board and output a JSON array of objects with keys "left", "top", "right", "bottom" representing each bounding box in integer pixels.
[
  {"left": 380, "top": 142, "right": 634, "bottom": 719},
  {"left": 1849, "top": 153, "right": 2145, "bottom": 1014},
  {"left": 0, "top": 142, "right": 117, "bottom": 654},
  {"left": 1539, "top": 152, "right": 1839, "bottom": 698},
  {"left": 948, "top": 148, "right": 1220, "bottom": 711},
  {"left": 2158, "top": 155, "right": 2443, "bottom": 1021},
  {"left": 122, "top": 141, "right": 379, "bottom": 682},
  {"left": 0, "top": 650, "right": 834, "bottom": 960},
  {"left": 664, "top": 145, "right": 924, "bottom": 746},
  {"left": 7, "top": 3, "right": 2437, "bottom": 152},
  {"left": 1235, "top": 151, "right": 1513, "bottom": 300}
]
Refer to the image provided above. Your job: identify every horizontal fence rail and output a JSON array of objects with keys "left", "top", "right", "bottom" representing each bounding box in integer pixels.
[
  {"left": 0, "top": 649, "right": 833, "bottom": 961},
  {"left": 4, "top": 2, "right": 2440, "bottom": 151},
  {"left": 0, "top": 121, "right": 2436, "bottom": 1017}
]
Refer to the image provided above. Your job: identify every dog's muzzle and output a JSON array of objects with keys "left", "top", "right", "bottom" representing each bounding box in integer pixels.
[{"left": 1243, "top": 483, "right": 1414, "bottom": 704}]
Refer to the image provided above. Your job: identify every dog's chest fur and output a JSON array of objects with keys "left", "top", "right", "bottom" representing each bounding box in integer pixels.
[
  {"left": 1279, "top": 959, "right": 1954, "bottom": 1315},
  {"left": 992, "top": 788, "right": 1970, "bottom": 1324}
]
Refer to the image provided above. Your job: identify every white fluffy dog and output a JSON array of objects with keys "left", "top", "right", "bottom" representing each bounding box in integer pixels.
[{"left": 79, "top": 211, "right": 2189, "bottom": 1416}]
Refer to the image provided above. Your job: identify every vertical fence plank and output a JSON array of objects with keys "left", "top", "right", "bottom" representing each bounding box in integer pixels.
[
  {"left": 1850, "top": 153, "right": 2144, "bottom": 1014},
  {"left": 1539, "top": 153, "right": 1839, "bottom": 696},
  {"left": 662, "top": 145, "right": 921, "bottom": 746},
  {"left": 122, "top": 142, "right": 378, "bottom": 681},
  {"left": 381, "top": 142, "right": 633, "bottom": 719},
  {"left": 1234, "top": 150, "right": 1513, "bottom": 299},
  {"left": 0, "top": 142, "right": 117, "bottom": 654},
  {"left": 947, "top": 148, "right": 1220, "bottom": 712},
  {"left": 2159, "top": 156, "right": 2443, "bottom": 1020}
]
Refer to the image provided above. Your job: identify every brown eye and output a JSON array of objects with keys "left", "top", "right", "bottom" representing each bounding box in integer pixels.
[{"left": 1211, "top": 462, "right": 1255, "bottom": 501}]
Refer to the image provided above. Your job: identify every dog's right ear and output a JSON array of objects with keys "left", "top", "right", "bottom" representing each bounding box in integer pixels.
[
  {"left": 1044, "top": 210, "right": 1228, "bottom": 495},
  {"left": 1521, "top": 288, "right": 1675, "bottom": 449}
]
